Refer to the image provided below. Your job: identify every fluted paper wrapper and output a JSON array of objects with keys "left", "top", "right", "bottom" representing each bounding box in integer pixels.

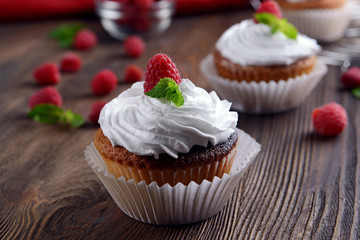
[
  {"left": 283, "top": 4, "right": 352, "bottom": 42},
  {"left": 200, "top": 55, "right": 327, "bottom": 114},
  {"left": 84, "top": 128, "right": 260, "bottom": 225}
]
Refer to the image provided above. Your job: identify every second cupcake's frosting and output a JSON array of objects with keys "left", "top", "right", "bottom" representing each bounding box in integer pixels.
[
  {"left": 99, "top": 79, "right": 238, "bottom": 159},
  {"left": 215, "top": 19, "right": 320, "bottom": 66}
]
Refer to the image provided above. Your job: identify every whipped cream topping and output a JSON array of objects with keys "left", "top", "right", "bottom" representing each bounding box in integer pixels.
[
  {"left": 215, "top": 19, "right": 320, "bottom": 66},
  {"left": 99, "top": 79, "right": 238, "bottom": 159}
]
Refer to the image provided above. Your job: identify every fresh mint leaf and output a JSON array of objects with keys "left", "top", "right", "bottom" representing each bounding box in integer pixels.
[
  {"left": 170, "top": 92, "right": 184, "bottom": 107},
  {"left": 49, "top": 23, "right": 85, "bottom": 48},
  {"left": 58, "top": 38, "right": 74, "bottom": 48},
  {"left": 351, "top": 87, "right": 360, "bottom": 99},
  {"left": 63, "top": 110, "right": 85, "bottom": 128},
  {"left": 145, "top": 78, "right": 184, "bottom": 107},
  {"left": 278, "top": 19, "right": 298, "bottom": 40},
  {"left": 28, "top": 104, "right": 84, "bottom": 128},
  {"left": 28, "top": 104, "right": 64, "bottom": 124},
  {"left": 255, "top": 13, "right": 298, "bottom": 40}
]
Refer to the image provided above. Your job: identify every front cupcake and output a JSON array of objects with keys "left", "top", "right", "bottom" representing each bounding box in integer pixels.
[
  {"left": 96, "top": 77, "right": 238, "bottom": 187},
  {"left": 201, "top": 1, "right": 328, "bottom": 113},
  {"left": 85, "top": 54, "right": 261, "bottom": 224}
]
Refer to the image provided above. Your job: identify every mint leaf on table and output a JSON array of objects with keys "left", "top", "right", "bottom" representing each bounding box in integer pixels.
[
  {"left": 62, "top": 110, "right": 85, "bottom": 128},
  {"left": 255, "top": 13, "right": 298, "bottom": 40},
  {"left": 28, "top": 104, "right": 64, "bottom": 124},
  {"left": 28, "top": 104, "right": 85, "bottom": 128},
  {"left": 49, "top": 23, "right": 85, "bottom": 48},
  {"left": 145, "top": 77, "right": 184, "bottom": 107},
  {"left": 351, "top": 87, "right": 360, "bottom": 99}
]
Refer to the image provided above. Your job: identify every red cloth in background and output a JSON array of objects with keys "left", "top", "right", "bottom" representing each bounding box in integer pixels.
[
  {"left": 0, "top": 0, "right": 250, "bottom": 22},
  {"left": 0, "top": 0, "right": 95, "bottom": 21}
]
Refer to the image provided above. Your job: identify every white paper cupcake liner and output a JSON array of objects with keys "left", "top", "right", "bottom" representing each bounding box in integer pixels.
[
  {"left": 200, "top": 55, "right": 328, "bottom": 114},
  {"left": 84, "top": 128, "right": 261, "bottom": 225},
  {"left": 282, "top": 3, "right": 352, "bottom": 42}
]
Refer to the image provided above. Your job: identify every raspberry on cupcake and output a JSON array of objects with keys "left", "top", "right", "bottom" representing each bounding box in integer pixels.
[{"left": 144, "top": 53, "right": 181, "bottom": 92}]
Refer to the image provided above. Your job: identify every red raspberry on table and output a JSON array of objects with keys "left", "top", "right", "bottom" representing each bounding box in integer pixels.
[
  {"left": 28, "top": 86, "right": 63, "bottom": 108},
  {"left": 33, "top": 62, "right": 60, "bottom": 85},
  {"left": 144, "top": 54, "right": 181, "bottom": 92},
  {"left": 60, "top": 52, "right": 82, "bottom": 73},
  {"left": 254, "top": 0, "right": 282, "bottom": 22},
  {"left": 124, "top": 64, "right": 143, "bottom": 83},
  {"left": 341, "top": 67, "right": 360, "bottom": 88},
  {"left": 91, "top": 69, "right": 118, "bottom": 96},
  {"left": 312, "top": 102, "right": 348, "bottom": 136},
  {"left": 124, "top": 36, "right": 145, "bottom": 58},
  {"left": 74, "top": 29, "right": 98, "bottom": 50},
  {"left": 89, "top": 101, "right": 107, "bottom": 124}
]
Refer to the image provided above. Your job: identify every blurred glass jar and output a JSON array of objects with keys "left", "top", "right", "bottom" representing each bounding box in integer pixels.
[{"left": 95, "top": 0, "right": 175, "bottom": 40}]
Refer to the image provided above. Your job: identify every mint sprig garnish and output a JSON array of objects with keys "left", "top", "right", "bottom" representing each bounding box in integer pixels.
[
  {"left": 145, "top": 78, "right": 184, "bottom": 107},
  {"left": 255, "top": 13, "right": 298, "bottom": 40},
  {"left": 351, "top": 87, "right": 360, "bottom": 99},
  {"left": 49, "top": 23, "right": 85, "bottom": 47},
  {"left": 28, "top": 104, "right": 85, "bottom": 128}
]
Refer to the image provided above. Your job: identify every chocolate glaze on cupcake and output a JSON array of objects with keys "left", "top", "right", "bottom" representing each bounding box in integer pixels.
[{"left": 94, "top": 128, "right": 238, "bottom": 186}]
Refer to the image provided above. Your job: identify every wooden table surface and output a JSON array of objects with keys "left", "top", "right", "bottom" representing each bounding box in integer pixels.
[{"left": 1, "top": 9, "right": 359, "bottom": 240}]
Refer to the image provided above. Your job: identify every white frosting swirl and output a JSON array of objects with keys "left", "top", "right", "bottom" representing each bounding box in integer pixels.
[
  {"left": 99, "top": 79, "right": 238, "bottom": 159},
  {"left": 215, "top": 19, "right": 321, "bottom": 66}
]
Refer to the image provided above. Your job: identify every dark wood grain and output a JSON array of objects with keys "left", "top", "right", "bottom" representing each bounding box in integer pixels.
[{"left": 0, "top": 9, "right": 359, "bottom": 240}]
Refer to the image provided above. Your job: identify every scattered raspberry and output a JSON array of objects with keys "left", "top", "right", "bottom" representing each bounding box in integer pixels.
[
  {"left": 33, "top": 62, "right": 61, "bottom": 85},
  {"left": 60, "top": 52, "right": 82, "bottom": 73},
  {"left": 124, "top": 36, "right": 145, "bottom": 58},
  {"left": 89, "top": 101, "right": 107, "bottom": 124},
  {"left": 91, "top": 69, "right": 118, "bottom": 95},
  {"left": 312, "top": 102, "right": 348, "bottom": 136},
  {"left": 255, "top": 0, "right": 282, "bottom": 22},
  {"left": 144, "top": 54, "right": 181, "bottom": 92},
  {"left": 28, "top": 86, "right": 63, "bottom": 108},
  {"left": 74, "top": 29, "right": 98, "bottom": 50},
  {"left": 124, "top": 64, "right": 143, "bottom": 83},
  {"left": 341, "top": 67, "right": 360, "bottom": 88}
]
